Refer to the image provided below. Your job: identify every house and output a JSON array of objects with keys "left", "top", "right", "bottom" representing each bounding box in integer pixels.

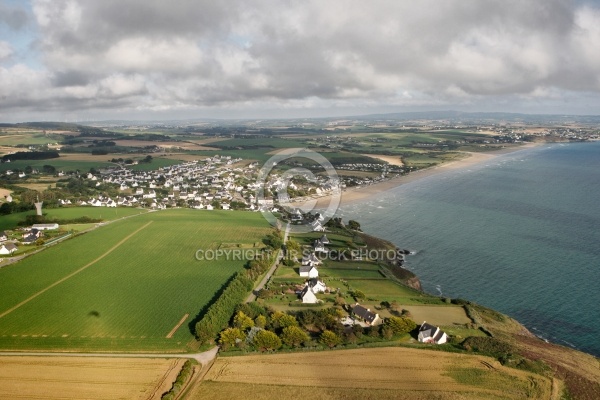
[
  {"left": 352, "top": 304, "right": 380, "bottom": 326},
  {"left": 299, "top": 265, "right": 319, "bottom": 278},
  {"left": 22, "top": 228, "right": 42, "bottom": 239},
  {"left": 299, "top": 285, "right": 318, "bottom": 304},
  {"left": 0, "top": 231, "right": 7, "bottom": 242},
  {"left": 311, "top": 221, "right": 325, "bottom": 232},
  {"left": 319, "top": 234, "right": 330, "bottom": 244},
  {"left": 417, "top": 322, "right": 447, "bottom": 344},
  {"left": 301, "top": 253, "right": 321, "bottom": 266},
  {"left": 313, "top": 239, "right": 327, "bottom": 253},
  {"left": 32, "top": 223, "right": 59, "bottom": 231},
  {"left": 0, "top": 243, "right": 17, "bottom": 255},
  {"left": 307, "top": 278, "right": 327, "bottom": 293}
]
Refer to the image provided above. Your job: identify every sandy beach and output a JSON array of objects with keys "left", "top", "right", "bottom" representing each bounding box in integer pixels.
[{"left": 291, "top": 143, "right": 541, "bottom": 209}]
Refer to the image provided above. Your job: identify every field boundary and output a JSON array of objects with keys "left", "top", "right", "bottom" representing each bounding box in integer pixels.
[
  {"left": 0, "top": 221, "right": 153, "bottom": 319},
  {"left": 166, "top": 314, "right": 189, "bottom": 339}
]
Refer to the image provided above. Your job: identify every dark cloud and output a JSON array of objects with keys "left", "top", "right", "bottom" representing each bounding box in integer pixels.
[{"left": 0, "top": 1, "right": 29, "bottom": 30}]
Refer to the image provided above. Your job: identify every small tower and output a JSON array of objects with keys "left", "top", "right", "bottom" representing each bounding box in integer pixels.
[{"left": 34, "top": 195, "right": 43, "bottom": 216}]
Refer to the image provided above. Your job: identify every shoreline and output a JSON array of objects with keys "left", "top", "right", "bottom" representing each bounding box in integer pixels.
[{"left": 291, "top": 142, "right": 542, "bottom": 209}]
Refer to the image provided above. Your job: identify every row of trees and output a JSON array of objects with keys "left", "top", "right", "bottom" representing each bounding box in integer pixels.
[
  {"left": 217, "top": 303, "right": 417, "bottom": 352},
  {"left": 194, "top": 272, "right": 254, "bottom": 344}
]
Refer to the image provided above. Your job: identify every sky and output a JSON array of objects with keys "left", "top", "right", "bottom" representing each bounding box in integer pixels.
[{"left": 2, "top": 0, "right": 600, "bottom": 122}]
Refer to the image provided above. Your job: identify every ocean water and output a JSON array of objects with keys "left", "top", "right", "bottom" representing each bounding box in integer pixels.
[{"left": 338, "top": 142, "right": 600, "bottom": 357}]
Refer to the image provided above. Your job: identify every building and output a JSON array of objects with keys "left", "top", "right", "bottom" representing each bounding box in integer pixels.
[
  {"left": 417, "top": 322, "right": 447, "bottom": 344},
  {"left": 299, "top": 265, "right": 319, "bottom": 278},
  {"left": 352, "top": 304, "right": 380, "bottom": 326}
]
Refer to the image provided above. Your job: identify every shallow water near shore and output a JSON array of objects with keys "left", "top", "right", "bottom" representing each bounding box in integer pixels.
[{"left": 339, "top": 141, "right": 600, "bottom": 357}]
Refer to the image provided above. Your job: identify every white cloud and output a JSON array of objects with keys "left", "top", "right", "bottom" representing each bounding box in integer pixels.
[
  {"left": 3, "top": 0, "right": 600, "bottom": 120},
  {"left": 0, "top": 41, "right": 13, "bottom": 61}
]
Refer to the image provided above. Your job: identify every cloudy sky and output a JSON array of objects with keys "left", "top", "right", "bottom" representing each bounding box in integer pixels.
[{"left": 2, "top": 0, "right": 600, "bottom": 122}]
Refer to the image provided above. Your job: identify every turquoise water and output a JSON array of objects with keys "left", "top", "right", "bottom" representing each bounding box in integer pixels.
[{"left": 338, "top": 142, "right": 600, "bottom": 357}]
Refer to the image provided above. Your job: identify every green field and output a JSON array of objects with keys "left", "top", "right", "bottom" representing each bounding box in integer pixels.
[
  {"left": 0, "top": 209, "right": 271, "bottom": 351},
  {"left": 0, "top": 159, "right": 113, "bottom": 172},
  {"left": 0, "top": 207, "right": 148, "bottom": 231}
]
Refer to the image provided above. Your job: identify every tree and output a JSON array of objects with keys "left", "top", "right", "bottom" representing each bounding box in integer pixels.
[
  {"left": 348, "top": 220, "right": 361, "bottom": 231},
  {"left": 254, "top": 315, "right": 267, "bottom": 328},
  {"left": 233, "top": 311, "right": 254, "bottom": 331},
  {"left": 270, "top": 311, "right": 298, "bottom": 329},
  {"left": 219, "top": 328, "right": 246, "bottom": 349},
  {"left": 384, "top": 316, "right": 417, "bottom": 335},
  {"left": 320, "top": 330, "right": 342, "bottom": 348},
  {"left": 352, "top": 289, "right": 366, "bottom": 301},
  {"left": 253, "top": 329, "right": 282, "bottom": 351},
  {"left": 280, "top": 326, "right": 309, "bottom": 348},
  {"left": 381, "top": 325, "right": 394, "bottom": 340}
]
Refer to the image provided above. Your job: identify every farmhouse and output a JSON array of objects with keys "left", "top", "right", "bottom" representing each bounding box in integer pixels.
[
  {"left": 417, "top": 322, "right": 447, "bottom": 344},
  {"left": 0, "top": 231, "right": 7, "bottom": 241},
  {"left": 32, "top": 223, "right": 59, "bottom": 230},
  {"left": 299, "top": 265, "right": 319, "bottom": 278},
  {"left": 352, "top": 304, "right": 380, "bottom": 326},
  {"left": 0, "top": 243, "right": 17, "bottom": 255}
]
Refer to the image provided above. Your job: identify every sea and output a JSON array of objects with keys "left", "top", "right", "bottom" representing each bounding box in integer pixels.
[{"left": 337, "top": 141, "right": 600, "bottom": 357}]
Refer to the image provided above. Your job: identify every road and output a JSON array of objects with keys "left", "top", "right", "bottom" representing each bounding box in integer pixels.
[
  {"left": 0, "top": 346, "right": 219, "bottom": 365},
  {"left": 244, "top": 223, "right": 290, "bottom": 303}
]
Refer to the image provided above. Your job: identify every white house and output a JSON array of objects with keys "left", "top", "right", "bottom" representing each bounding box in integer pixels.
[
  {"left": 301, "top": 253, "right": 321, "bottom": 266},
  {"left": 299, "top": 265, "right": 319, "bottom": 278},
  {"left": 0, "top": 243, "right": 18, "bottom": 255},
  {"left": 352, "top": 304, "right": 381, "bottom": 326},
  {"left": 300, "top": 286, "right": 318, "bottom": 304},
  {"left": 306, "top": 278, "right": 327, "bottom": 293},
  {"left": 417, "top": 322, "right": 447, "bottom": 344}
]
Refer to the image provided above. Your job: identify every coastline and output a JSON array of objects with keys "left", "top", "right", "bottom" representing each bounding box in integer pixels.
[{"left": 292, "top": 142, "right": 542, "bottom": 208}]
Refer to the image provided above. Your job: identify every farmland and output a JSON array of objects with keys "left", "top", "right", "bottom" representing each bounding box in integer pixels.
[
  {"left": 193, "top": 347, "right": 551, "bottom": 399},
  {"left": 0, "top": 206, "right": 148, "bottom": 231},
  {"left": 0, "top": 209, "right": 271, "bottom": 351},
  {"left": 0, "top": 356, "right": 185, "bottom": 400}
]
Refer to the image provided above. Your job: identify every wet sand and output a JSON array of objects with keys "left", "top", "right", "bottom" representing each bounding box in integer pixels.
[{"left": 291, "top": 143, "right": 541, "bottom": 208}]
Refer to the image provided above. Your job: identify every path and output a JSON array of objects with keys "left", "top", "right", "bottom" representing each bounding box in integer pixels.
[
  {"left": 244, "top": 223, "right": 290, "bottom": 303},
  {"left": 0, "top": 346, "right": 220, "bottom": 365}
]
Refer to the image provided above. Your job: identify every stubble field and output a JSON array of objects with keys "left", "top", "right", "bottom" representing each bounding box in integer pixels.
[
  {"left": 0, "top": 356, "right": 184, "bottom": 400},
  {"left": 194, "top": 347, "right": 551, "bottom": 400}
]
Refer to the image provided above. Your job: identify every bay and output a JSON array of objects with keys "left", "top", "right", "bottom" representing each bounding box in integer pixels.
[{"left": 338, "top": 142, "right": 600, "bottom": 357}]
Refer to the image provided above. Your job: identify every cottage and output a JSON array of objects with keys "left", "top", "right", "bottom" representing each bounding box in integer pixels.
[
  {"left": 300, "top": 285, "right": 318, "bottom": 304},
  {"left": 299, "top": 265, "right": 319, "bottom": 278},
  {"left": 352, "top": 304, "right": 380, "bottom": 326},
  {"left": 0, "top": 243, "right": 17, "bottom": 255},
  {"left": 417, "top": 322, "right": 447, "bottom": 344},
  {"left": 0, "top": 231, "right": 7, "bottom": 242},
  {"left": 319, "top": 234, "right": 330, "bottom": 244}
]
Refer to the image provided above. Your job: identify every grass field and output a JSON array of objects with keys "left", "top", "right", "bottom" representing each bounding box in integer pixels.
[
  {"left": 0, "top": 207, "right": 148, "bottom": 231},
  {"left": 0, "top": 159, "right": 114, "bottom": 172},
  {"left": 193, "top": 347, "right": 551, "bottom": 399},
  {"left": 0, "top": 209, "right": 271, "bottom": 351},
  {"left": 0, "top": 356, "right": 184, "bottom": 400}
]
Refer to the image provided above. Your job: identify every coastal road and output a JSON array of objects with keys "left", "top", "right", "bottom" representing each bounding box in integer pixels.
[{"left": 245, "top": 223, "right": 290, "bottom": 303}]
